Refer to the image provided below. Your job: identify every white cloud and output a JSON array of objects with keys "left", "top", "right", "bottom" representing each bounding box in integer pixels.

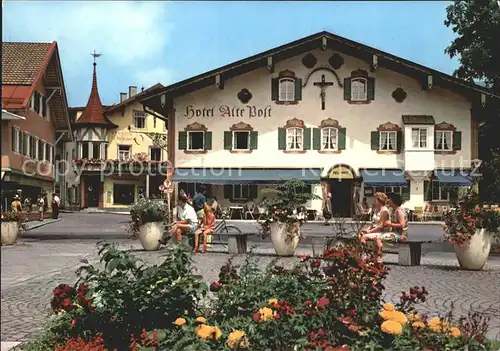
[{"left": 2, "top": 1, "right": 173, "bottom": 103}]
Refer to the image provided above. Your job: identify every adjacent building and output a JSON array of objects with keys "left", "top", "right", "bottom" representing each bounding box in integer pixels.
[
  {"left": 1, "top": 41, "right": 72, "bottom": 207},
  {"left": 139, "top": 31, "right": 499, "bottom": 217},
  {"left": 66, "top": 61, "right": 165, "bottom": 210}
]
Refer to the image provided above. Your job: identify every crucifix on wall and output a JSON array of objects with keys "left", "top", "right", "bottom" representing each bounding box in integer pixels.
[{"left": 313, "top": 74, "right": 334, "bottom": 110}]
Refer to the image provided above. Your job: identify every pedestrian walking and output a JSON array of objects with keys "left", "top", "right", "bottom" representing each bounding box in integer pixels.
[
  {"left": 51, "top": 192, "right": 60, "bottom": 219},
  {"left": 24, "top": 197, "right": 32, "bottom": 213},
  {"left": 11, "top": 195, "right": 22, "bottom": 213},
  {"left": 37, "top": 195, "right": 45, "bottom": 221}
]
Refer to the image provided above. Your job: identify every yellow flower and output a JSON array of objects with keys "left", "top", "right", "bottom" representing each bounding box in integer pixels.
[
  {"left": 259, "top": 307, "right": 275, "bottom": 321},
  {"left": 408, "top": 313, "right": 421, "bottom": 322},
  {"left": 195, "top": 316, "right": 206, "bottom": 324},
  {"left": 227, "top": 330, "right": 247, "bottom": 349},
  {"left": 240, "top": 340, "right": 250, "bottom": 349},
  {"left": 268, "top": 298, "right": 278, "bottom": 306},
  {"left": 381, "top": 320, "right": 403, "bottom": 335},
  {"left": 383, "top": 303, "right": 395, "bottom": 312},
  {"left": 379, "top": 310, "right": 393, "bottom": 321},
  {"left": 174, "top": 317, "right": 186, "bottom": 326},
  {"left": 213, "top": 326, "right": 222, "bottom": 340},
  {"left": 195, "top": 325, "right": 214, "bottom": 340},
  {"left": 412, "top": 321, "right": 426, "bottom": 329},
  {"left": 390, "top": 311, "right": 408, "bottom": 325},
  {"left": 449, "top": 327, "right": 461, "bottom": 338},
  {"left": 428, "top": 317, "right": 442, "bottom": 332}
]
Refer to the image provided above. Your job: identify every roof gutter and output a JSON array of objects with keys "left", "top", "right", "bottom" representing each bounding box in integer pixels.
[{"left": 1, "top": 109, "right": 26, "bottom": 120}]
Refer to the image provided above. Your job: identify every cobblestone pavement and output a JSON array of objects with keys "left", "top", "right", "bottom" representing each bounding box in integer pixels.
[{"left": 2, "top": 238, "right": 499, "bottom": 343}]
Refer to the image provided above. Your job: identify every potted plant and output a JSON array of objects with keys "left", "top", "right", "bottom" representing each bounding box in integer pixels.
[
  {"left": 129, "top": 198, "right": 167, "bottom": 251},
  {"left": 258, "top": 179, "right": 320, "bottom": 256},
  {"left": 1, "top": 211, "right": 25, "bottom": 245},
  {"left": 442, "top": 188, "right": 500, "bottom": 270}
]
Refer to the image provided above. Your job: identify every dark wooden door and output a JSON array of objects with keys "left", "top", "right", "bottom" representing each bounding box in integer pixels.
[
  {"left": 86, "top": 176, "right": 100, "bottom": 207},
  {"left": 329, "top": 180, "right": 352, "bottom": 217}
]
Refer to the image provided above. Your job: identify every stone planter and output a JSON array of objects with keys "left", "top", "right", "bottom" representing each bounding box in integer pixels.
[
  {"left": 1, "top": 221, "right": 20, "bottom": 245},
  {"left": 454, "top": 228, "right": 492, "bottom": 271},
  {"left": 269, "top": 221, "right": 300, "bottom": 257},
  {"left": 138, "top": 221, "right": 164, "bottom": 251}
]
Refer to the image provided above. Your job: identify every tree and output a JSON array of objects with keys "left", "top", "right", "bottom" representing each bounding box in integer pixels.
[{"left": 444, "top": 0, "right": 500, "bottom": 201}]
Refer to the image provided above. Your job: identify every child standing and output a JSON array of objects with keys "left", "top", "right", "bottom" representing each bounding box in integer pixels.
[{"left": 193, "top": 200, "right": 215, "bottom": 253}]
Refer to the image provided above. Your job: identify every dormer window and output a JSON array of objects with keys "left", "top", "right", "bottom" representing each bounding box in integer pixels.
[
  {"left": 279, "top": 78, "right": 295, "bottom": 101},
  {"left": 271, "top": 70, "right": 302, "bottom": 105},
  {"left": 351, "top": 78, "right": 367, "bottom": 101},
  {"left": 344, "top": 69, "right": 375, "bottom": 104}
]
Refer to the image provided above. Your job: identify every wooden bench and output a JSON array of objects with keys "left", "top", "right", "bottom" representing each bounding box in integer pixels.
[{"left": 323, "top": 236, "right": 432, "bottom": 267}]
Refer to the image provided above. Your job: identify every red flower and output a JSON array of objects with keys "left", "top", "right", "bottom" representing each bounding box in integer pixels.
[
  {"left": 253, "top": 312, "right": 261, "bottom": 322},
  {"left": 61, "top": 298, "right": 73, "bottom": 308},
  {"left": 209, "top": 281, "right": 223, "bottom": 292},
  {"left": 311, "top": 259, "right": 321, "bottom": 269},
  {"left": 316, "top": 296, "right": 330, "bottom": 309},
  {"left": 71, "top": 319, "right": 77, "bottom": 328}
]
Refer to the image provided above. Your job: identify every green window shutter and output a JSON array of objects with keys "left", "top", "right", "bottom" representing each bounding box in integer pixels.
[
  {"left": 224, "top": 131, "right": 232, "bottom": 150},
  {"left": 250, "top": 131, "right": 258, "bottom": 150},
  {"left": 370, "top": 131, "right": 379, "bottom": 150},
  {"left": 452, "top": 131, "right": 462, "bottom": 150},
  {"left": 303, "top": 128, "right": 311, "bottom": 149},
  {"left": 396, "top": 131, "right": 403, "bottom": 151},
  {"left": 402, "top": 182, "right": 411, "bottom": 201},
  {"left": 424, "top": 180, "right": 431, "bottom": 201},
  {"left": 249, "top": 185, "right": 258, "bottom": 199},
  {"left": 338, "top": 128, "right": 347, "bottom": 150},
  {"left": 223, "top": 185, "right": 231, "bottom": 199},
  {"left": 278, "top": 128, "right": 286, "bottom": 150},
  {"left": 271, "top": 78, "right": 279, "bottom": 101},
  {"left": 367, "top": 77, "right": 375, "bottom": 100},
  {"left": 178, "top": 131, "right": 187, "bottom": 150},
  {"left": 343, "top": 78, "right": 351, "bottom": 100},
  {"left": 294, "top": 78, "right": 302, "bottom": 101},
  {"left": 204, "top": 131, "right": 212, "bottom": 150},
  {"left": 312, "top": 128, "right": 321, "bottom": 150}
]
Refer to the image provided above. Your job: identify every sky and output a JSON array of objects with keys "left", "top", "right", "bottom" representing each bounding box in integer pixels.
[{"left": 2, "top": 1, "right": 460, "bottom": 107}]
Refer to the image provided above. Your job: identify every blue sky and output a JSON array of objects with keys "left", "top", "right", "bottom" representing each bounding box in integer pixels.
[{"left": 2, "top": 1, "right": 459, "bottom": 107}]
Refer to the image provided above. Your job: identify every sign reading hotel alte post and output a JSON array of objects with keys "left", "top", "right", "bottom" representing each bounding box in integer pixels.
[{"left": 184, "top": 105, "right": 272, "bottom": 119}]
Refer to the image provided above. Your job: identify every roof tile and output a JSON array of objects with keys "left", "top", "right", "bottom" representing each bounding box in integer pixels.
[{"left": 2, "top": 42, "right": 53, "bottom": 85}]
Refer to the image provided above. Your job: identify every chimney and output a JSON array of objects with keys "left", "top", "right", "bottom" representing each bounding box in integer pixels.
[
  {"left": 120, "top": 92, "right": 127, "bottom": 102},
  {"left": 129, "top": 86, "right": 137, "bottom": 98}
]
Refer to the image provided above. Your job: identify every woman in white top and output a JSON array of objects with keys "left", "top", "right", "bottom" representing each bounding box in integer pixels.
[{"left": 360, "top": 192, "right": 391, "bottom": 262}]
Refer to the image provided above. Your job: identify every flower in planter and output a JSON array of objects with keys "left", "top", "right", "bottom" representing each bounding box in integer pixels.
[
  {"left": 268, "top": 298, "right": 278, "bottom": 306},
  {"left": 257, "top": 307, "right": 275, "bottom": 321},
  {"left": 195, "top": 316, "right": 206, "bottom": 324},
  {"left": 383, "top": 303, "right": 395, "bottom": 311},
  {"left": 381, "top": 320, "right": 403, "bottom": 335},
  {"left": 412, "top": 321, "right": 426, "bottom": 329},
  {"left": 174, "top": 317, "right": 186, "bottom": 326},
  {"left": 316, "top": 296, "right": 330, "bottom": 309},
  {"left": 195, "top": 324, "right": 222, "bottom": 340},
  {"left": 449, "top": 326, "right": 461, "bottom": 337},
  {"left": 227, "top": 330, "right": 249, "bottom": 349}
]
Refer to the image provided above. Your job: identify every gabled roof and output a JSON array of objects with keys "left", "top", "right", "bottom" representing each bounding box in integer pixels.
[
  {"left": 2, "top": 42, "right": 53, "bottom": 85},
  {"left": 105, "top": 83, "right": 164, "bottom": 113},
  {"left": 73, "top": 62, "right": 117, "bottom": 128},
  {"left": 141, "top": 31, "right": 500, "bottom": 111}
]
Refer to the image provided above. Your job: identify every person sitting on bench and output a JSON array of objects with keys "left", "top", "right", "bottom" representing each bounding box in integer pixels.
[
  {"left": 360, "top": 192, "right": 391, "bottom": 263},
  {"left": 385, "top": 193, "right": 408, "bottom": 242},
  {"left": 162, "top": 194, "right": 198, "bottom": 244},
  {"left": 193, "top": 199, "right": 216, "bottom": 254}
]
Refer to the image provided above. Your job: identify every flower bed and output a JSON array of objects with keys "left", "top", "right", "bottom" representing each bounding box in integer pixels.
[{"left": 21, "top": 242, "right": 498, "bottom": 351}]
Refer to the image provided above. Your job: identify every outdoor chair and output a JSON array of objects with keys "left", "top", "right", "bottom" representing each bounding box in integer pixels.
[
  {"left": 245, "top": 202, "right": 256, "bottom": 220},
  {"left": 256, "top": 205, "right": 267, "bottom": 221},
  {"left": 413, "top": 206, "right": 423, "bottom": 221}
]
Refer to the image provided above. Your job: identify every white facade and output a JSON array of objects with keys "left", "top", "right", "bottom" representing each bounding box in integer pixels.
[{"left": 169, "top": 47, "right": 476, "bottom": 216}]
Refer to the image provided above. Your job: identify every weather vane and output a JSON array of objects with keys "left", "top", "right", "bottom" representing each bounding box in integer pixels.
[{"left": 91, "top": 50, "right": 102, "bottom": 64}]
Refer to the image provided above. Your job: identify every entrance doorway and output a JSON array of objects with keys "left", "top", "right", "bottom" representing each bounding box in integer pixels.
[
  {"left": 325, "top": 164, "right": 356, "bottom": 218},
  {"left": 329, "top": 179, "right": 353, "bottom": 217},
  {"left": 86, "top": 176, "right": 100, "bottom": 208}
]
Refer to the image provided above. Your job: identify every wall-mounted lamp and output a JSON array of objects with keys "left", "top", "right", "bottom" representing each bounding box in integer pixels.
[{"left": 160, "top": 93, "right": 167, "bottom": 108}]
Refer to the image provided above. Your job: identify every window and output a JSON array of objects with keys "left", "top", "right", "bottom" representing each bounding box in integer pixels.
[
  {"left": 104, "top": 144, "right": 108, "bottom": 159},
  {"left": 82, "top": 143, "right": 89, "bottom": 158},
  {"left": 411, "top": 128, "right": 428, "bottom": 148},
  {"left": 150, "top": 147, "right": 161, "bottom": 161},
  {"left": 279, "top": 78, "right": 295, "bottom": 101},
  {"left": 351, "top": 78, "right": 367, "bottom": 101},
  {"left": 31, "top": 137, "right": 38, "bottom": 159},
  {"left": 435, "top": 130, "right": 452, "bottom": 151},
  {"left": 24, "top": 134, "right": 30, "bottom": 156},
  {"left": 380, "top": 131, "right": 397, "bottom": 151},
  {"left": 133, "top": 111, "right": 146, "bottom": 129},
  {"left": 113, "top": 183, "right": 135, "bottom": 205},
  {"left": 33, "top": 92, "right": 41, "bottom": 114},
  {"left": 153, "top": 117, "right": 157, "bottom": 128},
  {"left": 187, "top": 131, "right": 204, "bottom": 150},
  {"left": 432, "top": 180, "right": 450, "bottom": 201},
  {"left": 12, "top": 127, "right": 20, "bottom": 152},
  {"left": 232, "top": 184, "right": 250, "bottom": 201},
  {"left": 38, "top": 140, "right": 44, "bottom": 161},
  {"left": 19, "top": 132, "right": 24, "bottom": 155},
  {"left": 45, "top": 144, "right": 50, "bottom": 162},
  {"left": 233, "top": 131, "right": 250, "bottom": 150},
  {"left": 118, "top": 145, "right": 131, "bottom": 160},
  {"left": 93, "top": 142, "right": 101, "bottom": 159},
  {"left": 375, "top": 186, "right": 403, "bottom": 195},
  {"left": 321, "top": 127, "right": 337, "bottom": 150},
  {"left": 41, "top": 96, "right": 47, "bottom": 118},
  {"left": 286, "top": 127, "right": 303, "bottom": 150}
]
